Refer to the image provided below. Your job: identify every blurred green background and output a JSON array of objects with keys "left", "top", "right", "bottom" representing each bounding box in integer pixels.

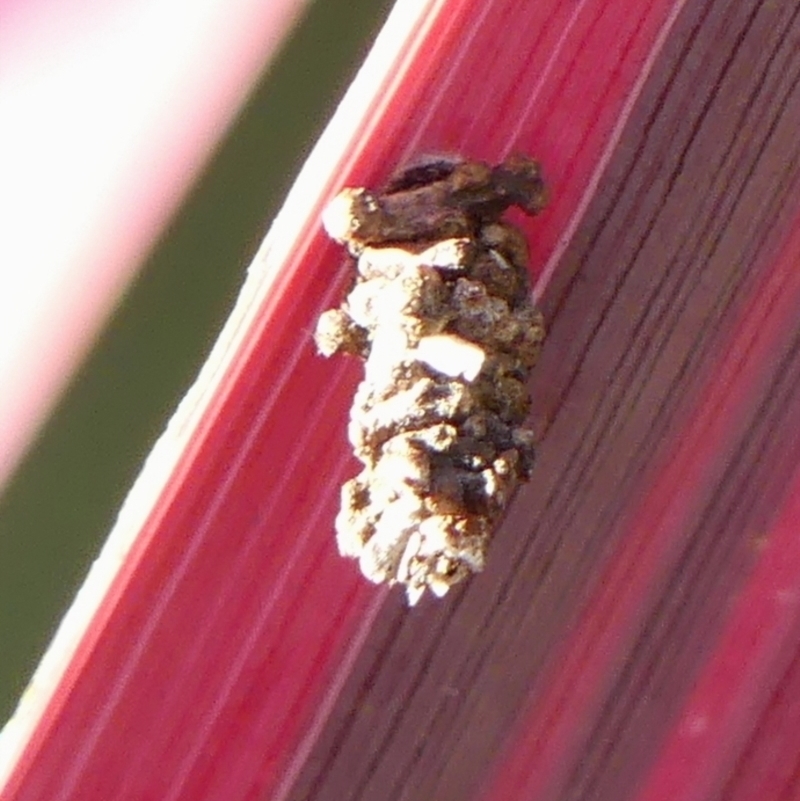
[{"left": 0, "top": 0, "right": 394, "bottom": 723}]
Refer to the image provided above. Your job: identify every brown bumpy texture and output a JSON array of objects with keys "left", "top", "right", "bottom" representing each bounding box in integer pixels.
[{"left": 315, "top": 156, "right": 546, "bottom": 604}]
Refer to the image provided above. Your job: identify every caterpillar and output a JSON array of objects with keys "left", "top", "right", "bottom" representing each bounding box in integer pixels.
[{"left": 315, "top": 155, "right": 546, "bottom": 604}]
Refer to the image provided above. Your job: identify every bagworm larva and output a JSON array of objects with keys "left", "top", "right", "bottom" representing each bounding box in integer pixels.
[{"left": 315, "top": 155, "right": 546, "bottom": 604}]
